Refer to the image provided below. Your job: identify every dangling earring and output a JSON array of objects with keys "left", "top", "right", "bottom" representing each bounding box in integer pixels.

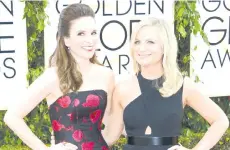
[{"left": 67, "top": 47, "right": 70, "bottom": 52}]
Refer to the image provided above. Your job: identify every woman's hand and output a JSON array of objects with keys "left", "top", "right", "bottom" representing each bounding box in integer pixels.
[
  {"left": 48, "top": 142, "right": 78, "bottom": 150},
  {"left": 168, "top": 144, "right": 191, "bottom": 150}
]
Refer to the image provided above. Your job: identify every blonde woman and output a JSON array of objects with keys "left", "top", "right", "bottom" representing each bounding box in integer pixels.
[{"left": 103, "top": 17, "right": 229, "bottom": 150}]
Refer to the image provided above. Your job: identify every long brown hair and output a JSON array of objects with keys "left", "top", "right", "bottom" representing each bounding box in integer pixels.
[{"left": 49, "top": 3, "right": 101, "bottom": 95}]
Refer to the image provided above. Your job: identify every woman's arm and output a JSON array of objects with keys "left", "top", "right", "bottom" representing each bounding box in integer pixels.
[
  {"left": 4, "top": 68, "right": 57, "bottom": 150},
  {"left": 184, "top": 77, "right": 229, "bottom": 150},
  {"left": 101, "top": 70, "right": 115, "bottom": 134},
  {"left": 102, "top": 81, "right": 125, "bottom": 146}
]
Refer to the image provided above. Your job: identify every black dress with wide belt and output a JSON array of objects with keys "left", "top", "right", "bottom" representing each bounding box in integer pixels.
[{"left": 123, "top": 72, "right": 184, "bottom": 150}]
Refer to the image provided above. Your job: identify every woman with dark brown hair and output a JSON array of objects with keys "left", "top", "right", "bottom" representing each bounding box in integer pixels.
[{"left": 4, "top": 3, "right": 114, "bottom": 150}]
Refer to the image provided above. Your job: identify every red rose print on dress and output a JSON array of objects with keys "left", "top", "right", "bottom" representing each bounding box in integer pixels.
[
  {"left": 67, "top": 113, "right": 74, "bottom": 121},
  {"left": 52, "top": 120, "right": 64, "bottom": 131},
  {"left": 81, "top": 142, "right": 94, "bottom": 150},
  {"left": 98, "top": 118, "right": 103, "bottom": 131},
  {"left": 65, "top": 125, "right": 73, "bottom": 131},
  {"left": 90, "top": 109, "right": 102, "bottom": 124},
  {"left": 82, "top": 117, "right": 87, "bottom": 123},
  {"left": 54, "top": 106, "right": 59, "bottom": 112},
  {"left": 57, "top": 96, "right": 71, "bottom": 108},
  {"left": 72, "top": 99, "right": 80, "bottom": 107},
  {"left": 98, "top": 137, "right": 103, "bottom": 143},
  {"left": 82, "top": 94, "right": 100, "bottom": 107},
  {"left": 72, "top": 130, "right": 84, "bottom": 142},
  {"left": 101, "top": 146, "right": 108, "bottom": 150}
]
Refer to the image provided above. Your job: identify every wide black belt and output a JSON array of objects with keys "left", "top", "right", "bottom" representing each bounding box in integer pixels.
[{"left": 127, "top": 136, "right": 178, "bottom": 146}]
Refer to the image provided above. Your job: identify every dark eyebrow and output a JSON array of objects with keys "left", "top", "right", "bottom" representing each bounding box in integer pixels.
[
  {"left": 76, "top": 29, "right": 97, "bottom": 33},
  {"left": 76, "top": 30, "right": 85, "bottom": 33}
]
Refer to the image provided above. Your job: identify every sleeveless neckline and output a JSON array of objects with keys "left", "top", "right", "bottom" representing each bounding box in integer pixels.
[
  {"left": 137, "top": 72, "right": 164, "bottom": 92},
  {"left": 123, "top": 72, "right": 184, "bottom": 150},
  {"left": 139, "top": 72, "right": 163, "bottom": 82}
]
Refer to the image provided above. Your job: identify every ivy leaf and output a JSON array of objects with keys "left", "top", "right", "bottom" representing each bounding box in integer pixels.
[
  {"left": 190, "top": 2, "right": 196, "bottom": 11},
  {"left": 201, "top": 32, "right": 210, "bottom": 45},
  {"left": 28, "top": 10, "right": 32, "bottom": 17},
  {"left": 178, "top": 25, "right": 187, "bottom": 38},
  {"left": 193, "top": 28, "right": 198, "bottom": 35},
  {"left": 183, "top": 19, "right": 188, "bottom": 27},
  {"left": 195, "top": 75, "right": 200, "bottom": 83},
  {"left": 193, "top": 45, "right": 198, "bottom": 51},
  {"left": 188, "top": 112, "right": 193, "bottom": 118},
  {"left": 177, "top": 7, "right": 185, "bottom": 18},
  {"left": 183, "top": 55, "right": 190, "bottom": 63},
  {"left": 38, "top": 21, "right": 44, "bottom": 31}
]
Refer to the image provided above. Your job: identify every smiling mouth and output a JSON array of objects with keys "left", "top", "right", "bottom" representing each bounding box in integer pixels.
[
  {"left": 138, "top": 54, "right": 152, "bottom": 57},
  {"left": 82, "top": 46, "right": 94, "bottom": 51}
]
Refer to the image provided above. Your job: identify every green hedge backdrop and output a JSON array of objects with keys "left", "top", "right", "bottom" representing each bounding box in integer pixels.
[{"left": 0, "top": 1, "right": 229, "bottom": 150}]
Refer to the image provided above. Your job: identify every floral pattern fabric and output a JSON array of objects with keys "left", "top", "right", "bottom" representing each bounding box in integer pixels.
[{"left": 49, "top": 90, "right": 108, "bottom": 150}]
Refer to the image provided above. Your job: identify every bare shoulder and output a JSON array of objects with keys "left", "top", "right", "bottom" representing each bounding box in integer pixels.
[
  {"left": 39, "top": 67, "right": 61, "bottom": 103},
  {"left": 114, "top": 74, "right": 137, "bottom": 98},
  {"left": 41, "top": 67, "right": 59, "bottom": 84},
  {"left": 182, "top": 76, "right": 203, "bottom": 104},
  {"left": 33, "top": 67, "right": 60, "bottom": 95},
  {"left": 94, "top": 65, "right": 114, "bottom": 81},
  {"left": 96, "top": 65, "right": 113, "bottom": 75},
  {"left": 43, "top": 67, "right": 57, "bottom": 76},
  {"left": 183, "top": 76, "right": 197, "bottom": 94}
]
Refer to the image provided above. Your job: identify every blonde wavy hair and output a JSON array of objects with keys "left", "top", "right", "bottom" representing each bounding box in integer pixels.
[{"left": 130, "top": 17, "right": 183, "bottom": 97}]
